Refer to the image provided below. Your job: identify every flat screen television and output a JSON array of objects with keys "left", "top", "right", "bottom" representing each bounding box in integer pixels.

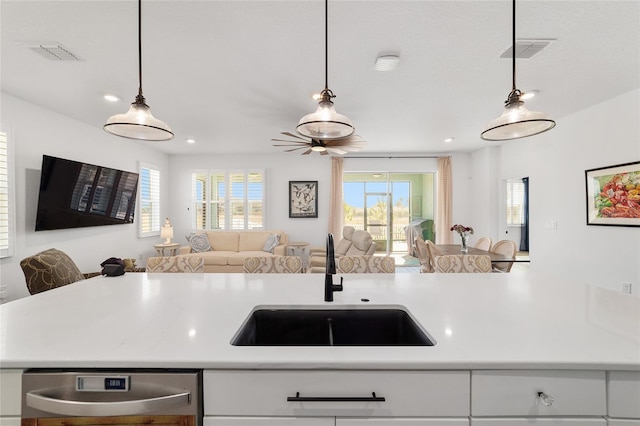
[{"left": 35, "top": 155, "right": 139, "bottom": 231}]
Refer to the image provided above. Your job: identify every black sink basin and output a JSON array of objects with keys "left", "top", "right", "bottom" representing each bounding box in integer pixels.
[{"left": 231, "top": 307, "right": 435, "bottom": 346}]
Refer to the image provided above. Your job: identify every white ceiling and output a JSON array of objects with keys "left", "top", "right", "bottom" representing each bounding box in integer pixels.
[{"left": 2, "top": 1, "right": 639, "bottom": 156}]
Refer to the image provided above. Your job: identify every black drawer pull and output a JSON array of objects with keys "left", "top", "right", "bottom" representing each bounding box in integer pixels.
[{"left": 287, "top": 392, "right": 385, "bottom": 402}]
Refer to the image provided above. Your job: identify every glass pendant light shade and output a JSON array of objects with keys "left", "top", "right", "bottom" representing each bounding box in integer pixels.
[
  {"left": 104, "top": 95, "right": 174, "bottom": 141},
  {"left": 103, "top": 0, "right": 173, "bottom": 142},
  {"left": 481, "top": 98, "right": 555, "bottom": 141},
  {"left": 296, "top": 0, "right": 355, "bottom": 141},
  {"left": 481, "top": 0, "right": 555, "bottom": 141},
  {"left": 296, "top": 99, "right": 354, "bottom": 140}
]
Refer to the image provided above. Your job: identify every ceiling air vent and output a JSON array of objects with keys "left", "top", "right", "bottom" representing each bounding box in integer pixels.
[
  {"left": 25, "top": 42, "right": 83, "bottom": 61},
  {"left": 500, "top": 39, "right": 556, "bottom": 59}
]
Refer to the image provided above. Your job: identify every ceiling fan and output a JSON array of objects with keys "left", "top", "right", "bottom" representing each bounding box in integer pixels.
[{"left": 272, "top": 132, "right": 366, "bottom": 156}]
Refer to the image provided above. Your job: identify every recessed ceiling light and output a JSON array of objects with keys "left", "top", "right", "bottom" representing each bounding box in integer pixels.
[
  {"left": 375, "top": 55, "right": 400, "bottom": 71},
  {"left": 520, "top": 90, "right": 539, "bottom": 100},
  {"left": 444, "top": 137, "right": 454, "bottom": 143},
  {"left": 104, "top": 94, "right": 120, "bottom": 102},
  {"left": 186, "top": 138, "right": 196, "bottom": 144}
]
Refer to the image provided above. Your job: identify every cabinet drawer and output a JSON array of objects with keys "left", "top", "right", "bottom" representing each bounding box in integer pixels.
[
  {"left": 471, "top": 419, "right": 606, "bottom": 425},
  {"left": 204, "top": 370, "right": 470, "bottom": 417},
  {"left": 471, "top": 370, "right": 606, "bottom": 416},
  {"left": 608, "top": 371, "right": 640, "bottom": 418}
]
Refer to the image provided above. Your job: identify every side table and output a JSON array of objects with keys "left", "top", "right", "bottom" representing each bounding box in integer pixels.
[
  {"left": 286, "top": 242, "right": 310, "bottom": 272},
  {"left": 154, "top": 242, "right": 181, "bottom": 256}
]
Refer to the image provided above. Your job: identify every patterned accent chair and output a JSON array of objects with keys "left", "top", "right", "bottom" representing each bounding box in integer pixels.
[
  {"left": 433, "top": 255, "right": 492, "bottom": 273},
  {"left": 20, "top": 248, "right": 99, "bottom": 295},
  {"left": 336, "top": 255, "right": 395, "bottom": 273},
  {"left": 243, "top": 256, "right": 302, "bottom": 273},
  {"left": 146, "top": 256, "right": 205, "bottom": 273}
]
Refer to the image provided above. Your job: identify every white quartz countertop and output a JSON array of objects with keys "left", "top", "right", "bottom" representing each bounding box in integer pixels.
[{"left": 1, "top": 272, "right": 638, "bottom": 370}]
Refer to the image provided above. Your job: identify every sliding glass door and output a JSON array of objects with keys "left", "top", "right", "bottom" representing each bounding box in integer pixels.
[{"left": 344, "top": 172, "right": 430, "bottom": 254}]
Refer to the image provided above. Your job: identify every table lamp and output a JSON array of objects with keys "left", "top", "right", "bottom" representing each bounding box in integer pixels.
[{"left": 161, "top": 218, "right": 174, "bottom": 244}]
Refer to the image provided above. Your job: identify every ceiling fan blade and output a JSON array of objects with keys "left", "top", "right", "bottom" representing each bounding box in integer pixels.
[
  {"left": 284, "top": 147, "right": 308, "bottom": 152},
  {"left": 320, "top": 150, "right": 329, "bottom": 156},
  {"left": 302, "top": 149, "right": 313, "bottom": 155},
  {"left": 271, "top": 139, "right": 309, "bottom": 144},
  {"left": 326, "top": 147, "right": 348, "bottom": 155},
  {"left": 281, "top": 131, "right": 309, "bottom": 141}
]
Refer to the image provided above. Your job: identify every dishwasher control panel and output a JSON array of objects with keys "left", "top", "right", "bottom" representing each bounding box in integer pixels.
[{"left": 76, "top": 375, "right": 130, "bottom": 392}]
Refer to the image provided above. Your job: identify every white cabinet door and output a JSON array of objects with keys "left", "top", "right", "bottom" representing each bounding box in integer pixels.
[
  {"left": 0, "top": 369, "right": 22, "bottom": 419},
  {"left": 204, "top": 417, "right": 333, "bottom": 426},
  {"left": 337, "top": 418, "right": 469, "bottom": 425},
  {"left": 608, "top": 371, "right": 640, "bottom": 419}
]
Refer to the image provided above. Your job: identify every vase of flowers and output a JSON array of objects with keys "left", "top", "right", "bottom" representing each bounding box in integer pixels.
[{"left": 450, "top": 224, "right": 474, "bottom": 252}]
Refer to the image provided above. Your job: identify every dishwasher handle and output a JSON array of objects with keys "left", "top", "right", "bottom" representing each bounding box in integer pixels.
[{"left": 26, "top": 387, "right": 191, "bottom": 417}]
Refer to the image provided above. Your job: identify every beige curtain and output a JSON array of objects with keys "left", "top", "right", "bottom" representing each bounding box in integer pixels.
[
  {"left": 329, "top": 157, "right": 344, "bottom": 237},
  {"left": 436, "top": 156, "right": 453, "bottom": 244}
]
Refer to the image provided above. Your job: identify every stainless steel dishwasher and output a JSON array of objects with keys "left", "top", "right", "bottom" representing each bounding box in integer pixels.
[{"left": 22, "top": 369, "right": 202, "bottom": 426}]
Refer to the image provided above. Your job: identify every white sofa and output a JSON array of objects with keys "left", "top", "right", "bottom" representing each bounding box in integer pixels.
[{"left": 178, "top": 230, "right": 289, "bottom": 272}]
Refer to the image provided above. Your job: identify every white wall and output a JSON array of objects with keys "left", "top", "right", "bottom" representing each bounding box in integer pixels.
[
  {"left": 494, "top": 89, "right": 640, "bottom": 294},
  {"left": 1, "top": 93, "right": 170, "bottom": 301},
  {"left": 168, "top": 154, "right": 334, "bottom": 249}
]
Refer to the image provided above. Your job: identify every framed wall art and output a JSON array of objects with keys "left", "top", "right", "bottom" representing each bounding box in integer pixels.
[
  {"left": 585, "top": 160, "right": 640, "bottom": 226},
  {"left": 289, "top": 181, "right": 318, "bottom": 218}
]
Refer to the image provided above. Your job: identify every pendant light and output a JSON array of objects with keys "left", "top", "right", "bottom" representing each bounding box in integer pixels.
[
  {"left": 481, "top": 0, "right": 555, "bottom": 141},
  {"left": 296, "top": 0, "right": 354, "bottom": 140},
  {"left": 104, "top": 0, "right": 173, "bottom": 141}
]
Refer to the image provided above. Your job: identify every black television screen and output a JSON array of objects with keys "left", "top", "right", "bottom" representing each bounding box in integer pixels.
[{"left": 35, "top": 155, "right": 139, "bottom": 231}]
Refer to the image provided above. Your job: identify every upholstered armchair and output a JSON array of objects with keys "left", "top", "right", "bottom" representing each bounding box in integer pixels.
[
  {"left": 20, "top": 248, "right": 99, "bottom": 295},
  {"left": 308, "top": 226, "right": 377, "bottom": 273}
]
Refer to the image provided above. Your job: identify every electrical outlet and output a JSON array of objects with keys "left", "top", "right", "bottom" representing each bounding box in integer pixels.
[{"left": 622, "top": 282, "right": 632, "bottom": 294}]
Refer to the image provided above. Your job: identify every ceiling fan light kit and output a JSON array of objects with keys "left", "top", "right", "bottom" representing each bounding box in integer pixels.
[
  {"left": 295, "top": 0, "right": 355, "bottom": 141},
  {"left": 104, "top": 0, "right": 173, "bottom": 141},
  {"left": 481, "top": 0, "right": 555, "bottom": 141}
]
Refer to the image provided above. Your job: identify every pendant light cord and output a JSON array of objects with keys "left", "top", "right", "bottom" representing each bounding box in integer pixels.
[
  {"left": 138, "top": 0, "right": 143, "bottom": 98},
  {"left": 511, "top": 0, "right": 516, "bottom": 92},
  {"left": 324, "top": 0, "right": 329, "bottom": 92}
]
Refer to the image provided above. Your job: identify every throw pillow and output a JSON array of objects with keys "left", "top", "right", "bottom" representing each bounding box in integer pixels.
[
  {"left": 262, "top": 233, "right": 280, "bottom": 253},
  {"left": 186, "top": 233, "right": 212, "bottom": 253}
]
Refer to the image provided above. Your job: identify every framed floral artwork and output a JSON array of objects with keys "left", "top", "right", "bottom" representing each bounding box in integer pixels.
[
  {"left": 585, "top": 161, "right": 640, "bottom": 226},
  {"left": 289, "top": 181, "right": 318, "bottom": 218}
]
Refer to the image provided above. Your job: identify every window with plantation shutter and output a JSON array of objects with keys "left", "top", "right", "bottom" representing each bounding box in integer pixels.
[
  {"left": 0, "top": 126, "right": 14, "bottom": 258},
  {"left": 506, "top": 179, "right": 525, "bottom": 226},
  {"left": 191, "top": 170, "right": 264, "bottom": 230},
  {"left": 139, "top": 162, "right": 160, "bottom": 237}
]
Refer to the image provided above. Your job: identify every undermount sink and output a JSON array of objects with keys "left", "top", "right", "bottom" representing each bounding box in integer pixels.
[{"left": 231, "top": 306, "right": 435, "bottom": 346}]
